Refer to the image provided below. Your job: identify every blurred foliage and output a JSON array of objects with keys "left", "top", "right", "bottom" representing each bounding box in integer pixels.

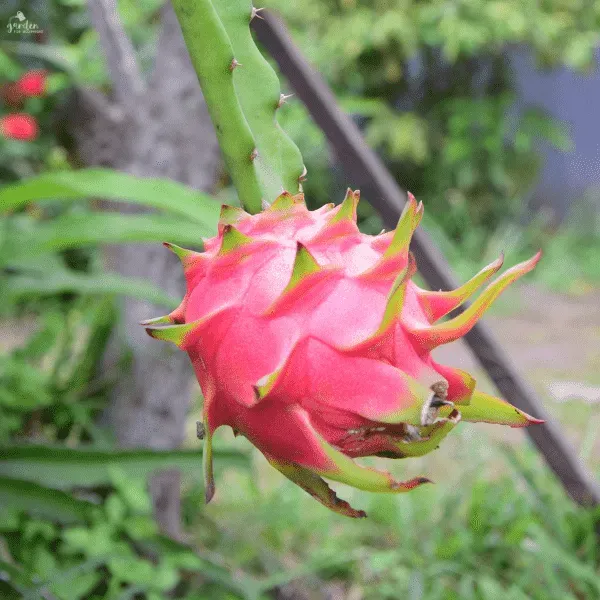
[
  {"left": 0, "top": 169, "right": 220, "bottom": 317},
  {"left": 0, "top": 53, "right": 71, "bottom": 180},
  {"left": 270, "top": 0, "right": 593, "bottom": 241},
  {"left": 184, "top": 442, "right": 600, "bottom": 600},
  {"left": 0, "top": 5, "right": 223, "bottom": 590},
  {"left": 0, "top": 281, "right": 250, "bottom": 598},
  {"left": 426, "top": 190, "right": 600, "bottom": 293},
  {"left": 0, "top": 297, "right": 115, "bottom": 444},
  {"left": 1, "top": 433, "right": 599, "bottom": 598},
  {"left": 0, "top": 0, "right": 164, "bottom": 184},
  {"left": 0, "top": 466, "right": 255, "bottom": 600},
  {"left": 0, "top": 0, "right": 82, "bottom": 180},
  {"left": 0, "top": 296, "right": 250, "bottom": 598},
  {"left": 0, "top": 172, "right": 223, "bottom": 600},
  {"left": 0, "top": 274, "right": 254, "bottom": 598}
]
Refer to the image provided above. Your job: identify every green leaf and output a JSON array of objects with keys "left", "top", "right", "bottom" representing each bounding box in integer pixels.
[
  {"left": 105, "top": 494, "right": 127, "bottom": 524},
  {"left": 0, "top": 477, "right": 92, "bottom": 524},
  {"left": 256, "top": 550, "right": 359, "bottom": 596},
  {"left": 0, "top": 560, "right": 42, "bottom": 600},
  {"left": 63, "top": 523, "right": 117, "bottom": 557},
  {"left": 527, "top": 523, "right": 600, "bottom": 594},
  {"left": 3, "top": 213, "right": 209, "bottom": 264},
  {"left": 0, "top": 169, "right": 220, "bottom": 226},
  {"left": 109, "top": 471, "right": 153, "bottom": 514},
  {"left": 22, "top": 520, "right": 56, "bottom": 543},
  {"left": 30, "top": 545, "right": 57, "bottom": 578},
  {"left": 122, "top": 515, "right": 157, "bottom": 540},
  {"left": 5, "top": 270, "right": 179, "bottom": 309},
  {"left": 0, "top": 560, "right": 34, "bottom": 588},
  {"left": 152, "top": 562, "right": 179, "bottom": 591},
  {"left": 140, "top": 535, "right": 264, "bottom": 599},
  {"left": 0, "top": 445, "right": 249, "bottom": 490},
  {"left": 51, "top": 571, "right": 101, "bottom": 600},
  {"left": 0, "top": 49, "right": 22, "bottom": 78},
  {"left": 108, "top": 556, "right": 155, "bottom": 586},
  {"left": 0, "top": 40, "right": 77, "bottom": 74},
  {"left": 0, "top": 357, "right": 53, "bottom": 411}
]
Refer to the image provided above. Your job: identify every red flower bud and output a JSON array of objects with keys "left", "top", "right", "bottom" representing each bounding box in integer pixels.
[
  {"left": 0, "top": 113, "right": 39, "bottom": 141},
  {"left": 16, "top": 70, "right": 46, "bottom": 98}
]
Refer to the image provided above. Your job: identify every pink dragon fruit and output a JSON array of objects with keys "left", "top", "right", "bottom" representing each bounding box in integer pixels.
[{"left": 143, "top": 191, "right": 542, "bottom": 517}]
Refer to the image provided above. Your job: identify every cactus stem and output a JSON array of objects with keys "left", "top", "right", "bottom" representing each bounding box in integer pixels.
[
  {"left": 172, "top": 0, "right": 305, "bottom": 210},
  {"left": 171, "top": 0, "right": 264, "bottom": 212}
]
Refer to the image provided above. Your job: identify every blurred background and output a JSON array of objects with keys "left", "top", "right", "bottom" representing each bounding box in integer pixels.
[{"left": 1, "top": 1, "right": 599, "bottom": 599}]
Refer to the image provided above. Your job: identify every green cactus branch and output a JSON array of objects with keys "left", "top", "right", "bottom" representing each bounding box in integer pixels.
[
  {"left": 171, "top": 0, "right": 262, "bottom": 212},
  {"left": 214, "top": 0, "right": 305, "bottom": 200},
  {"left": 171, "top": 0, "right": 305, "bottom": 213}
]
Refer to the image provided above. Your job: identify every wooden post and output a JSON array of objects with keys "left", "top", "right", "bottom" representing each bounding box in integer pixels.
[{"left": 253, "top": 12, "right": 600, "bottom": 507}]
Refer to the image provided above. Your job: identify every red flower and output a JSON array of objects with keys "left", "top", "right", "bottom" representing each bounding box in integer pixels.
[
  {"left": 16, "top": 70, "right": 46, "bottom": 98},
  {"left": 0, "top": 113, "right": 39, "bottom": 140}
]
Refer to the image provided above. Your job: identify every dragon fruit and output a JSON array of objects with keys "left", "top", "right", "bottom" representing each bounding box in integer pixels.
[{"left": 143, "top": 191, "right": 542, "bottom": 517}]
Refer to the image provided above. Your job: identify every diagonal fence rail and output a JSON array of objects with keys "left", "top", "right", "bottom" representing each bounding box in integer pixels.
[{"left": 253, "top": 12, "right": 600, "bottom": 507}]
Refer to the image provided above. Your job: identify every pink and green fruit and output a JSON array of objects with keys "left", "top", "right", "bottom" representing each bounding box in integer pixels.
[{"left": 143, "top": 191, "right": 542, "bottom": 518}]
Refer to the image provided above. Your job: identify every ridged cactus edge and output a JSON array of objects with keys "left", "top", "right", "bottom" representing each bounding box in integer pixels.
[{"left": 171, "top": 0, "right": 305, "bottom": 213}]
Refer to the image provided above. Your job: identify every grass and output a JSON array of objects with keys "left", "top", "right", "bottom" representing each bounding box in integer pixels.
[{"left": 179, "top": 422, "right": 600, "bottom": 600}]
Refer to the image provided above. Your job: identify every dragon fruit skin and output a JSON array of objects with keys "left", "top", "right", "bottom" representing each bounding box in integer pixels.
[{"left": 143, "top": 191, "right": 542, "bottom": 518}]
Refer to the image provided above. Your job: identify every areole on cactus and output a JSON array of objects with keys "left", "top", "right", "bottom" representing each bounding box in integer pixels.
[{"left": 143, "top": 191, "right": 542, "bottom": 517}]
